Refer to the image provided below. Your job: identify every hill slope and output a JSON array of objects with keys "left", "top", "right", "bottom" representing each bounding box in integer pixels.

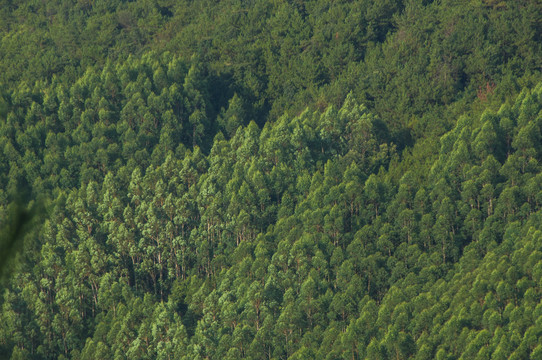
[{"left": 0, "top": 1, "right": 541, "bottom": 359}]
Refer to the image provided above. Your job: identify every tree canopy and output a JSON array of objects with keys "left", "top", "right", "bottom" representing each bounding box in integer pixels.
[{"left": 1, "top": 0, "right": 542, "bottom": 359}]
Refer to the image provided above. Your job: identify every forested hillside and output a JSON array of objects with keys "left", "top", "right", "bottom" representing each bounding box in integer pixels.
[{"left": 0, "top": 0, "right": 542, "bottom": 359}]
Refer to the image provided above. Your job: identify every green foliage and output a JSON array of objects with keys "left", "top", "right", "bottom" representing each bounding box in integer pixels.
[{"left": 1, "top": 1, "right": 542, "bottom": 359}]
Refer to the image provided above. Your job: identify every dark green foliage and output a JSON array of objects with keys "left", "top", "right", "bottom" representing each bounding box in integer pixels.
[{"left": 1, "top": 1, "right": 542, "bottom": 359}]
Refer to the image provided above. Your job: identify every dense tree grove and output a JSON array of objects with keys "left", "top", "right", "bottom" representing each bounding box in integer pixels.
[{"left": 1, "top": 0, "right": 542, "bottom": 359}]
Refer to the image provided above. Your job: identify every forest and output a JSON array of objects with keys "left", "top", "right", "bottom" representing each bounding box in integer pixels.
[{"left": 0, "top": 0, "right": 542, "bottom": 359}]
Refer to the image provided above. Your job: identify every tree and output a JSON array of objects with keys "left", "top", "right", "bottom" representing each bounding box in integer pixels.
[{"left": 219, "top": 93, "right": 245, "bottom": 138}]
